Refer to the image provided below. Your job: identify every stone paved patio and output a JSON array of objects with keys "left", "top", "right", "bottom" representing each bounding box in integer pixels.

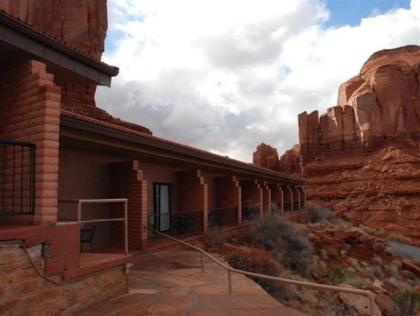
[{"left": 75, "top": 250, "right": 307, "bottom": 315}]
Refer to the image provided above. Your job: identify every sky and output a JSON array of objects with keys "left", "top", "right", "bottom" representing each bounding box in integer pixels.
[{"left": 96, "top": 0, "right": 420, "bottom": 162}]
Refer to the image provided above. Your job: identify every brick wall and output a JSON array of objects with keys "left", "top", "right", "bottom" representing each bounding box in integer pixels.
[
  {"left": 177, "top": 170, "right": 208, "bottom": 232},
  {"left": 110, "top": 161, "right": 148, "bottom": 250},
  {"left": 215, "top": 176, "right": 242, "bottom": 224},
  {"left": 0, "top": 244, "right": 127, "bottom": 315},
  {"left": 0, "top": 60, "right": 61, "bottom": 224}
]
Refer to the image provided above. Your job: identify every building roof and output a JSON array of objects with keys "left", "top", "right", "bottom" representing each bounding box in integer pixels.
[
  {"left": 61, "top": 110, "right": 304, "bottom": 185},
  {"left": 0, "top": 10, "right": 118, "bottom": 85}
]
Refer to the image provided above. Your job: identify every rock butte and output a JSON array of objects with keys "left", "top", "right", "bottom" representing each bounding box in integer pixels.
[
  {"left": 0, "top": 0, "right": 152, "bottom": 135},
  {"left": 254, "top": 46, "right": 420, "bottom": 245}
]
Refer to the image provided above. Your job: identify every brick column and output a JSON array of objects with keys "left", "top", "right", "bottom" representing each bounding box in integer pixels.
[
  {"left": 296, "top": 187, "right": 301, "bottom": 210},
  {"left": 262, "top": 182, "right": 271, "bottom": 215},
  {"left": 215, "top": 176, "right": 241, "bottom": 224},
  {"left": 280, "top": 187, "right": 284, "bottom": 215},
  {"left": 302, "top": 187, "right": 306, "bottom": 208},
  {"left": 177, "top": 169, "right": 208, "bottom": 233},
  {"left": 110, "top": 161, "right": 148, "bottom": 250},
  {"left": 0, "top": 60, "right": 61, "bottom": 224},
  {"left": 288, "top": 186, "right": 294, "bottom": 212}
]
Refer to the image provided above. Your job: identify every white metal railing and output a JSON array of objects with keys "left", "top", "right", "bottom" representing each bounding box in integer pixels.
[
  {"left": 144, "top": 226, "right": 377, "bottom": 315},
  {"left": 59, "top": 198, "right": 128, "bottom": 255}
]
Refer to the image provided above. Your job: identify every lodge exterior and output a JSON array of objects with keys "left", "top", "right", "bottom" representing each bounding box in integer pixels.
[{"left": 0, "top": 10, "right": 305, "bottom": 314}]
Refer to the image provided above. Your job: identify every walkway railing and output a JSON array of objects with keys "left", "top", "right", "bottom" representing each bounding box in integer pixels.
[
  {"left": 59, "top": 198, "right": 128, "bottom": 254},
  {"left": 148, "top": 210, "right": 203, "bottom": 237},
  {"left": 144, "top": 226, "right": 377, "bottom": 315},
  {"left": 242, "top": 204, "right": 260, "bottom": 222}
]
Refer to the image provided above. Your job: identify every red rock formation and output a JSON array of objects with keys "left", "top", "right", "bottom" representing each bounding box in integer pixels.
[
  {"left": 0, "top": 0, "right": 108, "bottom": 108},
  {"left": 0, "top": 0, "right": 152, "bottom": 135},
  {"left": 253, "top": 143, "right": 279, "bottom": 170},
  {"left": 299, "top": 46, "right": 420, "bottom": 161},
  {"left": 278, "top": 46, "right": 420, "bottom": 245},
  {"left": 252, "top": 143, "right": 302, "bottom": 176}
]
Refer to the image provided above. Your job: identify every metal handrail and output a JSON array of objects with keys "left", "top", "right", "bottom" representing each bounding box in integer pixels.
[
  {"left": 144, "top": 226, "right": 377, "bottom": 315},
  {"left": 59, "top": 198, "right": 129, "bottom": 254}
]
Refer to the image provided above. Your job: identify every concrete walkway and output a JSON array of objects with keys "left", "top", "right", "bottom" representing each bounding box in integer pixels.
[{"left": 76, "top": 250, "right": 306, "bottom": 316}]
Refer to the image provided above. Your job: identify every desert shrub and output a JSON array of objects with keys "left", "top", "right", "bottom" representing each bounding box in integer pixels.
[
  {"left": 302, "top": 203, "right": 335, "bottom": 223},
  {"left": 225, "top": 247, "right": 288, "bottom": 299},
  {"left": 392, "top": 290, "right": 420, "bottom": 316},
  {"left": 246, "top": 214, "right": 313, "bottom": 276},
  {"left": 343, "top": 275, "right": 369, "bottom": 289},
  {"left": 328, "top": 266, "right": 346, "bottom": 284}
]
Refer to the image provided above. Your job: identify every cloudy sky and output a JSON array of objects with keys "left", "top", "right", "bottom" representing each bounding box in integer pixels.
[{"left": 96, "top": 0, "right": 420, "bottom": 162}]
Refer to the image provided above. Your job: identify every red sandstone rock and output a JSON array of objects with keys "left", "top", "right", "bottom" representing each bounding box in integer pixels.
[
  {"left": 299, "top": 45, "right": 420, "bottom": 160},
  {"left": 0, "top": 0, "right": 153, "bottom": 135},
  {"left": 278, "top": 144, "right": 301, "bottom": 175},
  {"left": 253, "top": 143, "right": 280, "bottom": 170}
]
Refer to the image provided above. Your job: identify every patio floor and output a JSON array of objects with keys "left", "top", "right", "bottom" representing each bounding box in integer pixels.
[{"left": 75, "top": 250, "right": 306, "bottom": 315}]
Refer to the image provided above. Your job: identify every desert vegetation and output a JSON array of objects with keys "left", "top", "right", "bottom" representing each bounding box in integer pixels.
[{"left": 204, "top": 204, "right": 420, "bottom": 316}]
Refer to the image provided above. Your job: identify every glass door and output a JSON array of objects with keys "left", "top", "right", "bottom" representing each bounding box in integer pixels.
[{"left": 153, "top": 183, "right": 171, "bottom": 232}]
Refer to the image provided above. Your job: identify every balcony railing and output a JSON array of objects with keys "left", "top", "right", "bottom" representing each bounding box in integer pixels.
[
  {"left": 148, "top": 210, "right": 204, "bottom": 237},
  {"left": 0, "top": 140, "right": 35, "bottom": 216},
  {"left": 242, "top": 204, "right": 260, "bottom": 222},
  {"left": 208, "top": 207, "right": 237, "bottom": 228}
]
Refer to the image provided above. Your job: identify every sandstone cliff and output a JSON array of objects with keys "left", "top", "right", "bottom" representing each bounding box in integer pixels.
[
  {"left": 255, "top": 46, "right": 420, "bottom": 245},
  {"left": 0, "top": 0, "right": 152, "bottom": 135},
  {"left": 299, "top": 45, "right": 420, "bottom": 161}
]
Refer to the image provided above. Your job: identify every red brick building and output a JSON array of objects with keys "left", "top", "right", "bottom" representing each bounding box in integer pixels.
[{"left": 0, "top": 9, "right": 304, "bottom": 314}]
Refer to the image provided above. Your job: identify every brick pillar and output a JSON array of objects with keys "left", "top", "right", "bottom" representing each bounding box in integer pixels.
[
  {"left": 296, "top": 187, "right": 301, "bottom": 210},
  {"left": 0, "top": 60, "right": 61, "bottom": 224},
  {"left": 302, "top": 187, "right": 306, "bottom": 208},
  {"left": 110, "top": 161, "right": 148, "bottom": 250},
  {"left": 281, "top": 188, "right": 284, "bottom": 215},
  {"left": 177, "top": 169, "right": 208, "bottom": 233},
  {"left": 288, "top": 186, "right": 294, "bottom": 212},
  {"left": 215, "top": 176, "right": 241, "bottom": 224},
  {"left": 262, "top": 182, "right": 271, "bottom": 214}
]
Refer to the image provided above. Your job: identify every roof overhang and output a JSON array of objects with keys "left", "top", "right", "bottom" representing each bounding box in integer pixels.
[
  {"left": 60, "top": 114, "right": 305, "bottom": 185},
  {"left": 0, "top": 11, "right": 118, "bottom": 86}
]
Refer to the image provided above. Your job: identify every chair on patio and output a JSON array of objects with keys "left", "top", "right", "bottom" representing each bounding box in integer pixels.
[{"left": 80, "top": 225, "right": 96, "bottom": 252}]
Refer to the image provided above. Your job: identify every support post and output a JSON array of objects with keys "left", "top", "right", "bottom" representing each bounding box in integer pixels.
[
  {"left": 228, "top": 270, "right": 232, "bottom": 295},
  {"left": 124, "top": 200, "right": 128, "bottom": 255}
]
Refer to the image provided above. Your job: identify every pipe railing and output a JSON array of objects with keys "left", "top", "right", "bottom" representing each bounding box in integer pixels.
[
  {"left": 144, "top": 226, "right": 377, "bottom": 315},
  {"left": 59, "top": 198, "right": 128, "bottom": 255}
]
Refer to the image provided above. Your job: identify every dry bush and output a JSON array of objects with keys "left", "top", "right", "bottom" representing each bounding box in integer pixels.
[
  {"left": 392, "top": 290, "right": 420, "bottom": 316},
  {"left": 242, "top": 214, "right": 314, "bottom": 276},
  {"left": 302, "top": 203, "right": 336, "bottom": 223},
  {"left": 225, "top": 247, "right": 288, "bottom": 299},
  {"left": 328, "top": 265, "right": 346, "bottom": 284}
]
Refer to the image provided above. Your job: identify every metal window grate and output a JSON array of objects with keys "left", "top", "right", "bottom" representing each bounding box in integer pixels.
[{"left": 0, "top": 140, "right": 35, "bottom": 216}]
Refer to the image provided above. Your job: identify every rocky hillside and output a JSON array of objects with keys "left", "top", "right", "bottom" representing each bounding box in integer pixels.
[{"left": 253, "top": 46, "right": 420, "bottom": 245}]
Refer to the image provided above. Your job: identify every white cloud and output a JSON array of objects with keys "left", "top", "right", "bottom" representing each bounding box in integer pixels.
[{"left": 97, "top": 0, "right": 420, "bottom": 162}]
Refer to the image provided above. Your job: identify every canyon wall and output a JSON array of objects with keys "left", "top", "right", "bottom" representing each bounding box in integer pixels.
[{"left": 299, "top": 45, "right": 420, "bottom": 161}]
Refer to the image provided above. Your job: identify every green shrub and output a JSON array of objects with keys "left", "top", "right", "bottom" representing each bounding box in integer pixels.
[
  {"left": 392, "top": 290, "right": 420, "bottom": 316},
  {"left": 245, "top": 214, "right": 313, "bottom": 276},
  {"left": 302, "top": 203, "right": 335, "bottom": 223},
  {"left": 328, "top": 266, "right": 346, "bottom": 284}
]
